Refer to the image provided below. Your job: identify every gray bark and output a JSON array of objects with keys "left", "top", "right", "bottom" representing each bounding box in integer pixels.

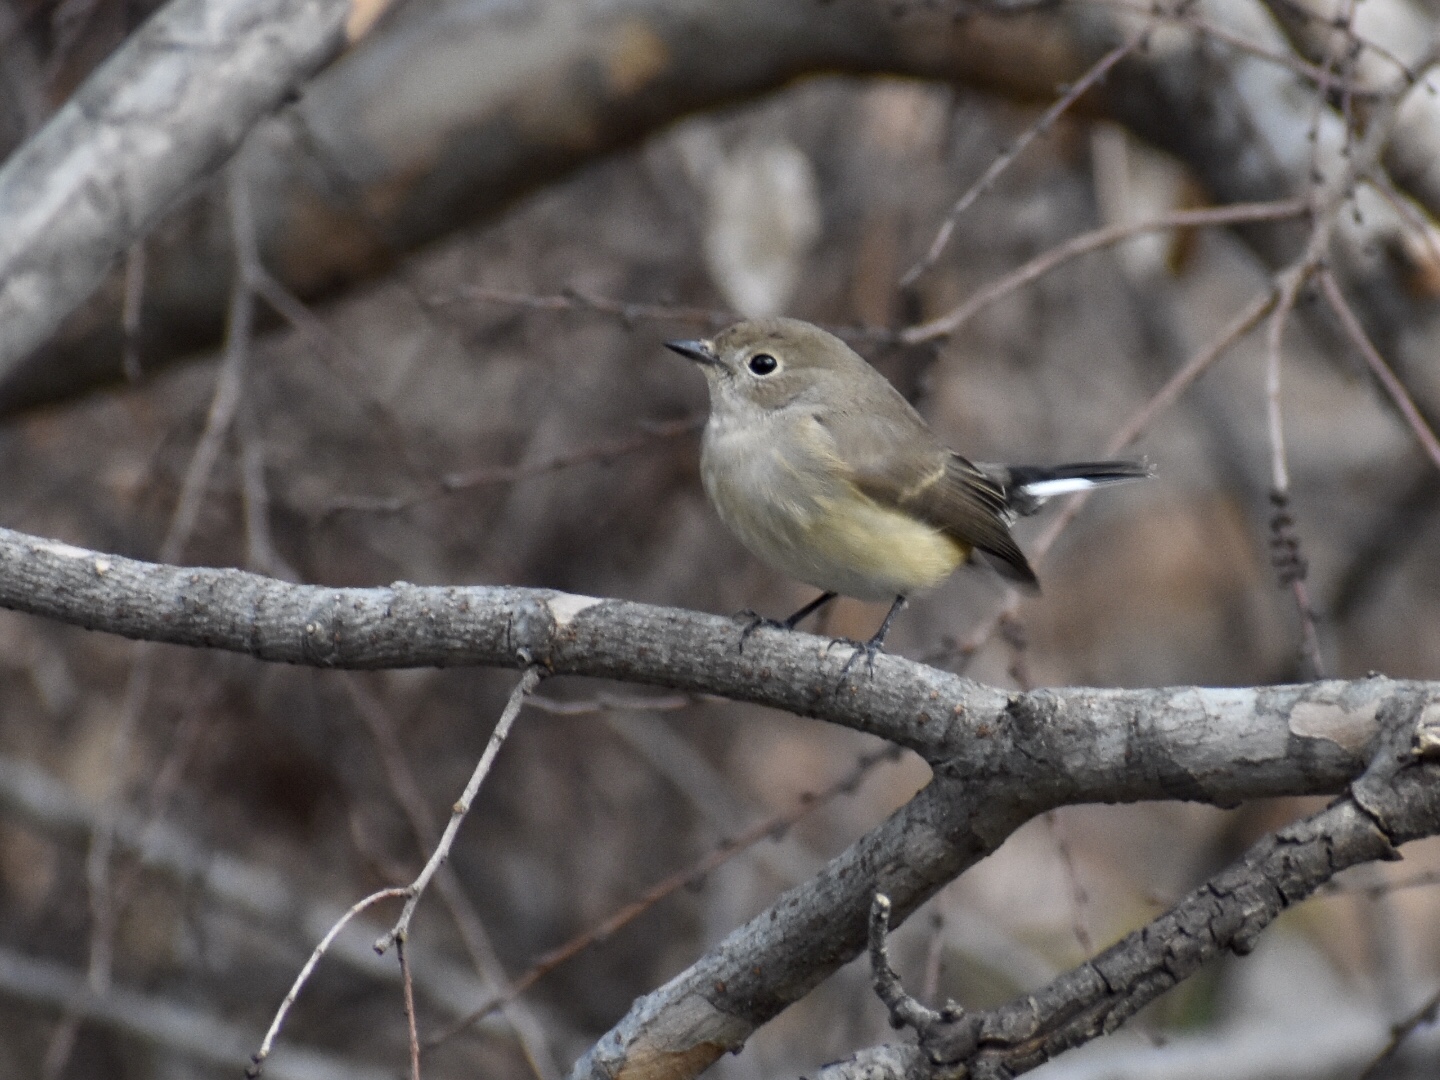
[
  {"left": 0, "top": 522, "right": 1436, "bottom": 1080},
  {"left": 0, "top": 0, "right": 352, "bottom": 397},
  {"left": 4, "top": 0, "right": 1439, "bottom": 412},
  {"left": 815, "top": 693, "right": 1440, "bottom": 1079}
]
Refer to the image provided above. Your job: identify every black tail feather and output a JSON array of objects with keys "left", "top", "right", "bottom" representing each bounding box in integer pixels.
[{"left": 996, "top": 459, "right": 1153, "bottom": 515}]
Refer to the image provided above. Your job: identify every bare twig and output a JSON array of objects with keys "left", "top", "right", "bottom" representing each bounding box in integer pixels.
[
  {"left": 1263, "top": 268, "right": 1306, "bottom": 502},
  {"left": 248, "top": 887, "right": 409, "bottom": 1079},
  {"left": 1318, "top": 268, "right": 1440, "bottom": 472},
  {"left": 1262, "top": 264, "right": 1328, "bottom": 677},
  {"left": 1357, "top": 984, "right": 1440, "bottom": 1080},
  {"left": 901, "top": 198, "right": 1309, "bottom": 344},
  {"left": 524, "top": 691, "right": 694, "bottom": 715},
  {"left": 424, "top": 743, "right": 902, "bottom": 1051},
  {"left": 324, "top": 416, "right": 704, "bottom": 517},
  {"left": 120, "top": 240, "right": 146, "bottom": 382},
  {"left": 341, "top": 677, "right": 557, "bottom": 1080},
  {"left": 398, "top": 938, "right": 422, "bottom": 1080},
  {"left": 375, "top": 667, "right": 543, "bottom": 955},
  {"left": 0, "top": 942, "right": 391, "bottom": 1080},
  {"left": 900, "top": 36, "right": 1143, "bottom": 287},
  {"left": 1046, "top": 810, "right": 1094, "bottom": 956},
  {"left": 1262, "top": 0, "right": 1423, "bottom": 84},
  {"left": 868, "top": 893, "right": 949, "bottom": 1034},
  {"left": 929, "top": 287, "right": 1276, "bottom": 668}
]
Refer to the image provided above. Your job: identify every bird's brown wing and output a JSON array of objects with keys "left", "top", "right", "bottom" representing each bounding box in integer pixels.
[{"left": 815, "top": 405, "right": 1038, "bottom": 588}]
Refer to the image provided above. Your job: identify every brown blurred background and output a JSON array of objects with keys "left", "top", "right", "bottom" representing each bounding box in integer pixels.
[{"left": 0, "top": 1, "right": 1438, "bottom": 1078}]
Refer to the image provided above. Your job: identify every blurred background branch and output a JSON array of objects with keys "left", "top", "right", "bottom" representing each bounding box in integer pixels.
[{"left": 1, "top": 0, "right": 1440, "bottom": 1077}]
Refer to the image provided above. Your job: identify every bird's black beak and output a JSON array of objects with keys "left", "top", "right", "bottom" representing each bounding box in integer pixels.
[{"left": 665, "top": 339, "right": 720, "bottom": 366}]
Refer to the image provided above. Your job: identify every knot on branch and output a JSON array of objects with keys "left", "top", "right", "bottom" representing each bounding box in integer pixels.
[
  {"left": 867, "top": 893, "right": 978, "bottom": 1070},
  {"left": 1349, "top": 691, "right": 1440, "bottom": 844}
]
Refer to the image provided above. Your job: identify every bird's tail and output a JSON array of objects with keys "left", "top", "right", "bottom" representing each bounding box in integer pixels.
[{"left": 1000, "top": 459, "right": 1153, "bottom": 516}]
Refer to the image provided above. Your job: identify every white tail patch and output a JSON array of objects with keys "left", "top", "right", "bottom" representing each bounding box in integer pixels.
[{"left": 1019, "top": 478, "right": 1099, "bottom": 499}]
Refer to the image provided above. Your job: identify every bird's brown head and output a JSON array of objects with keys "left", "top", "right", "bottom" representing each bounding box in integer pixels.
[{"left": 665, "top": 317, "right": 867, "bottom": 417}]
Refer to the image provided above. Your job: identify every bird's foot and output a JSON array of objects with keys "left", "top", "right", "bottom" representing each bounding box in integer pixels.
[
  {"left": 828, "top": 633, "right": 886, "bottom": 689},
  {"left": 829, "top": 596, "right": 905, "bottom": 690},
  {"left": 734, "top": 610, "right": 789, "bottom": 653}
]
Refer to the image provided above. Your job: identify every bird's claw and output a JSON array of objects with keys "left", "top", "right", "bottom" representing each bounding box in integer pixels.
[
  {"left": 734, "top": 609, "right": 788, "bottom": 653},
  {"left": 828, "top": 635, "right": 885, "bottom": 689}
]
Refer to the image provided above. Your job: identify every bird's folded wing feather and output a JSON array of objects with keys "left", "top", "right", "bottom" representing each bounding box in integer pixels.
[{"left": 812, "top": 407, "right": 1038, "bottom": 587}]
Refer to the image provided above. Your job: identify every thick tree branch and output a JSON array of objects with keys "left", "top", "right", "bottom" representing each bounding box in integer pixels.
[
  {"left": 817, "top": 693, "right": 1440, "bottom": 1080},
  {"left": 0, "top": 523, "right": 1434, "bottom": 1079},
  {"left": 9, "top": 0, "right": 1440, "bottom": 412},
  {"left": 0, "top": 524, "right": 1406, "bottom": 777},
  {"left": 0, "top": 0, "right": 356, "bottom": 395}
]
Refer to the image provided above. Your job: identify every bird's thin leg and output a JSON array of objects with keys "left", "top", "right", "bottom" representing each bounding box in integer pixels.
[
  {"left": 783, "top": 591, "right": 838, "bottom": 629},
  {"left": 836, "top": 595, "right": 908, "bottom": 685},
  {"left": 736, "top": 592, "right": 838, "bottom": 653}
]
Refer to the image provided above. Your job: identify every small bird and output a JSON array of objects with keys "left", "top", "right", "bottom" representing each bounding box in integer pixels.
[{"left": 666, "top": 317, "right": 1150, "bottom": 662}]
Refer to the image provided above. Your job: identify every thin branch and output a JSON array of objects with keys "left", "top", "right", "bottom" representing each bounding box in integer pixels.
[
  {"left": 435, "top": 285, "right": 899, "bottom": 345},
  {"left": 1262, "top": 264, "right": 1328, "bottom": 677},
  {"left": 120, "top": 240, "right": 146, "bottom": 382},
  {"left": 1358, "top": 985, "right": 1440, "bottom": 1078},
  {"left": 901, "top": 198, "right": 1309, "bottom": 344},
  {"left": 0, "top": 943, "right": 392, "bottom": 1080},
  {"left": 900, "top": 35, "right": 1143, "bottom": 287},
  {"left": 248, "top": 887, "right": 410, "bottom": 1079},
  {"left": 1318, "top": 267, "right": 1440, "bottom": 472},
  {"left": 375, "top": 668, "right": 543, "bottom": 955},
  {"left": 1264, "top": 266, "right": 1306, "bottom": 502},
  {"left": 928, "top": 287, "right": 1276, "bottom": 668},
  {"left": 424, "top": 743, "right": 900, "bottom": 1052},
  {"left": 868, "top": 893, "right": 949, "bottom": 1034},
  {"left": 398, "top": 939, "right": 422, "bottom": 1080},
  {"left": 342, "top": 676, "right": 558, "bottom": 1080},
  {"left": 435, "top": 286, "right": 737, "bottom": 329},
  {"left": 1262, "top": 0, "right": 1424, "bottom": 85},
  {"left": 323, "top": 416, "right": 704, "bottom": 517}
]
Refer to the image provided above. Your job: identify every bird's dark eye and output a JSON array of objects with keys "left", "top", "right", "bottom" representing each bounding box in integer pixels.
[{"left": 747, "top": 353, "right": 778, "bottom": 376}]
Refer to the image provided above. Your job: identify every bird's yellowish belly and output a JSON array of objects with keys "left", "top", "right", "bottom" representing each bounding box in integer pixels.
[{"left": 704, "top": 453, "right": 966, "bottom": 600}]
